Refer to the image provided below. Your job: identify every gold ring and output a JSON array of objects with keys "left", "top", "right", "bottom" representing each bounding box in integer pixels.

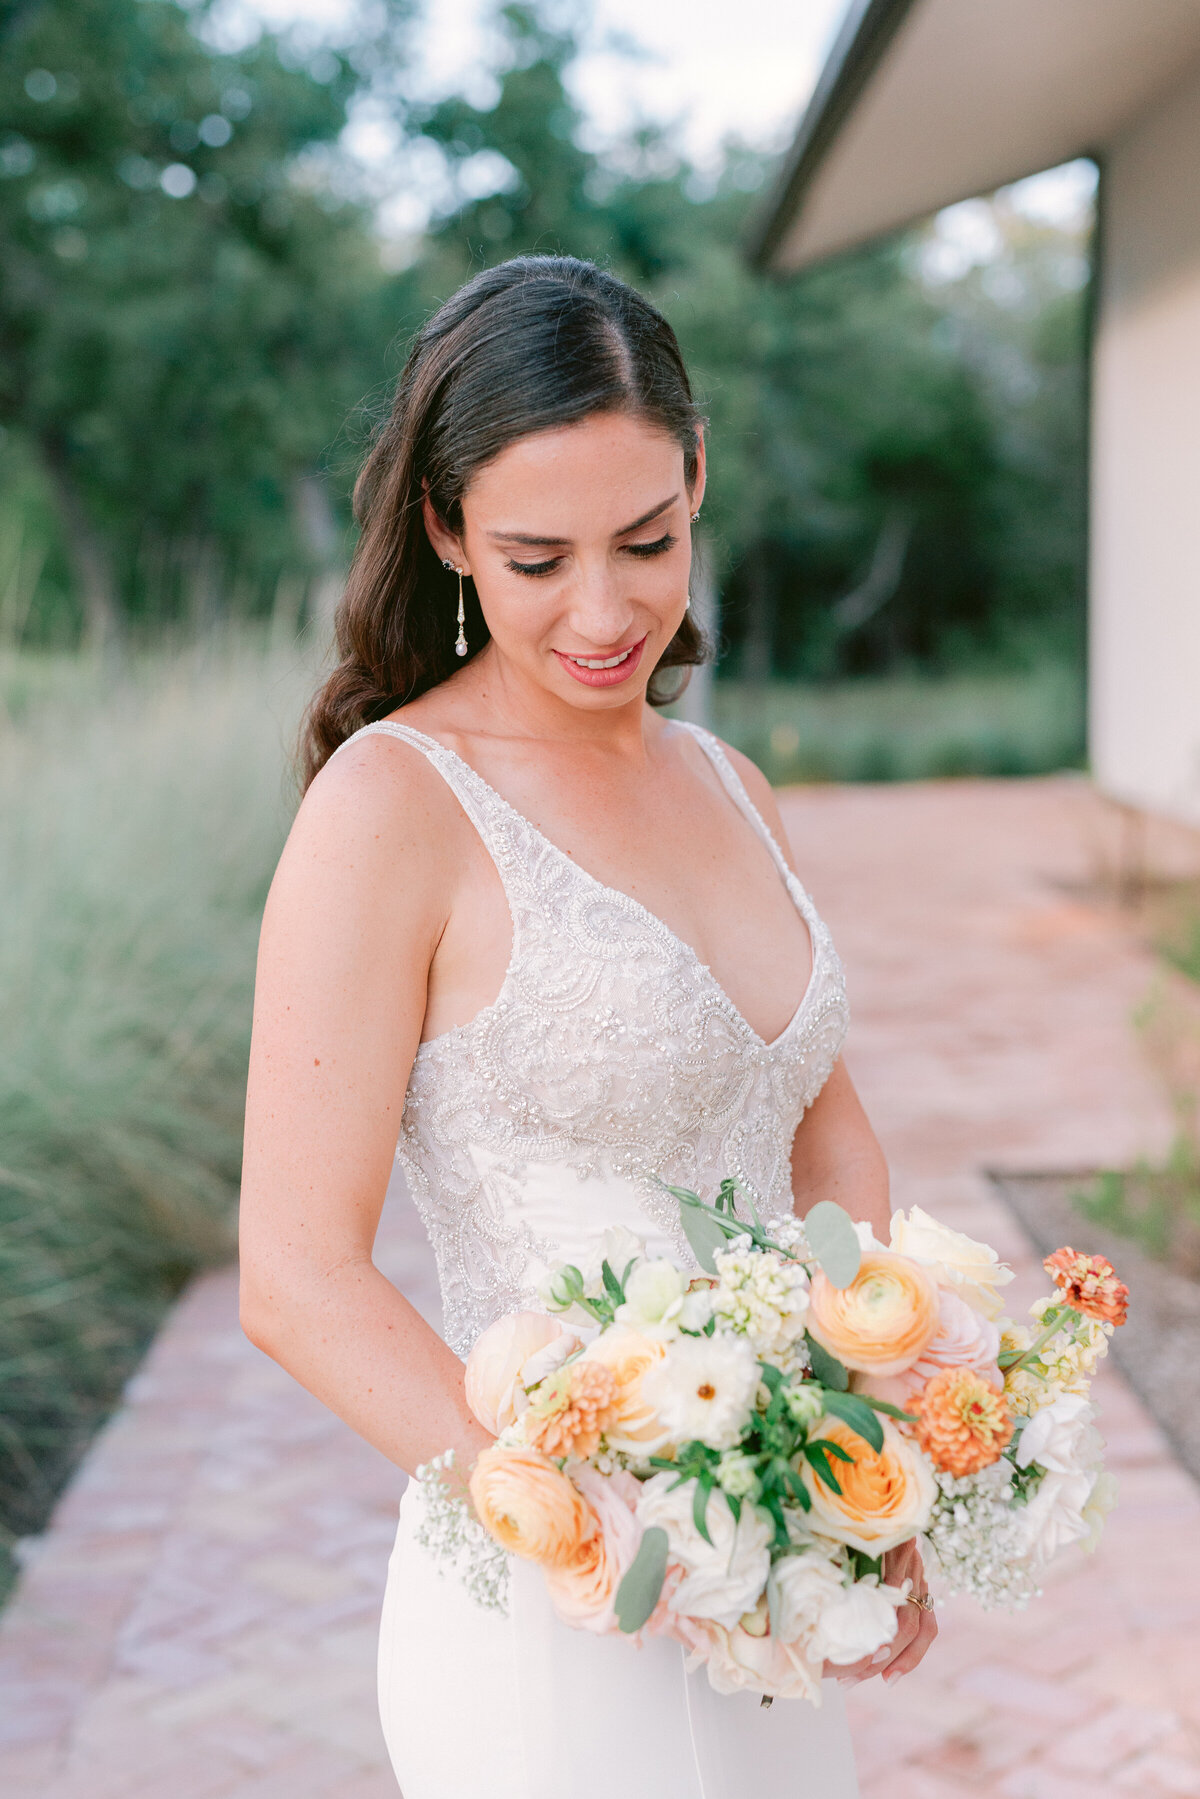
[{"left": 906, "top": 1592, "right": 935, "bottom": 1611}]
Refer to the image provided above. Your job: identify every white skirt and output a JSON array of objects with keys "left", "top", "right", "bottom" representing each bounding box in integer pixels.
[{"left": 378, "top": 1482, "right": 860, "bottom": 1799}]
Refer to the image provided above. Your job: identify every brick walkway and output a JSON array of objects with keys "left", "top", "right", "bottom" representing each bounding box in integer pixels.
[{"left": 3, "top": 776, "right": 1199, "bottom": 1797}]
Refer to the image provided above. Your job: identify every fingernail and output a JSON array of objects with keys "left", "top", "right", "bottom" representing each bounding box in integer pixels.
[
  {"left": 871, "top": 1648, "right": 890, "bottom": 1664},
  {"left": 883, "top": 1669, "right": 906, "bottom": 1685}
]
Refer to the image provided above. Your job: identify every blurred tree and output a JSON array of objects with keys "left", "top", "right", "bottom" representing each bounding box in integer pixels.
[
  {"left": 405, "top": 1, "right": 1088, "bottom": 684},
  {"left": 0, "top": 0, "right": 412, "bottom": 639}
]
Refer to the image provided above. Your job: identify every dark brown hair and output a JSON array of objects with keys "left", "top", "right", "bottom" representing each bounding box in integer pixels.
[{"left": 300, "top": 255, "right": 708, "bottom": 786}]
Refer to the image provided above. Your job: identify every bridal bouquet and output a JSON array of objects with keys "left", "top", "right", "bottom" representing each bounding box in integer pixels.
[{"left": 417, "top": 1184, "right": 1127, "bottom": 1704}]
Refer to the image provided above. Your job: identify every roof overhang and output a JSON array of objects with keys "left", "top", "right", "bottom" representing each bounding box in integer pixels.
[{"left": 754, "top": 0, "right": 1200, "bottom": 271}]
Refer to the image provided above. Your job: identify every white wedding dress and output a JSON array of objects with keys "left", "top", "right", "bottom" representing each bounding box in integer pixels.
[{"left": 339, "top": 718, "right": 860, "bottom": 1799}]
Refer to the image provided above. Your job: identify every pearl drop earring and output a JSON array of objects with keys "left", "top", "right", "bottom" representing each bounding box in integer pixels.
[{"left": 442, "top": 559, "right": 468, "bottom": 657}]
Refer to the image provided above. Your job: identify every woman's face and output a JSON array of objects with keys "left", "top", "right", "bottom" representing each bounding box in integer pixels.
[{"left": 423, "top": 410, "right": 705, "bottom": 711}]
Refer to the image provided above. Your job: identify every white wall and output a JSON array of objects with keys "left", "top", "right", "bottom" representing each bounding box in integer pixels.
[{"left": 1091, "top": 58, "right": 1200, "bottom": 824}]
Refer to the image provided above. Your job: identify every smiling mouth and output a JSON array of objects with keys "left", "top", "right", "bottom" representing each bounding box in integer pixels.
[{"left": 562, "top": 646, "right": 637, "bottom": 669}]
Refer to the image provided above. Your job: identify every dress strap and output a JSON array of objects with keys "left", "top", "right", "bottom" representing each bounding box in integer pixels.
[
  {"left": 673, "top": 721, "right": 801, "bottom": 893},
  {"left": 330, "top": 720, "right": 527, "bottom": 887}
]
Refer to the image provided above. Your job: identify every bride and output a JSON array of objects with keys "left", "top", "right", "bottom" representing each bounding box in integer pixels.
[{"left": 239, "top": 254, "right": 936, "bottom": 1797}]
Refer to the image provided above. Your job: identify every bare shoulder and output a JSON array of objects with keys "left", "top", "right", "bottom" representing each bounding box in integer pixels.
[
  {"left": 691, "top": 729, "right": 799, "bottom": 875},
  {"left": 269, "top": 727, "right": 471, "bottom": 932}
]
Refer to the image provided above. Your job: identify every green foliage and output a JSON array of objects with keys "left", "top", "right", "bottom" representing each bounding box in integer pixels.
[
  {"left": 0, "top": 634, "right": 308, "bottom": 1598},
  {"left": 0, "top": 0, "right": 413, "bottom": 635}
]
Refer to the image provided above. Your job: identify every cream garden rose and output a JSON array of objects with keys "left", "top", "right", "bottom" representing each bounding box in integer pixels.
[
  {"left": 890, "top": 1206, "right": 1015, "bottom": 1321},
  {"left": 809, "top": 1576, "right": 907, "bottom": 1666},
  {"left": 580, "top": 1326, "right": 671, "bottom": 1454},
  {"left": 637, "top": 1472, "right": 772, "bottom": 1629},
  {"left": 801, "top": 1416, "right": 937, "bottom": 1554}
]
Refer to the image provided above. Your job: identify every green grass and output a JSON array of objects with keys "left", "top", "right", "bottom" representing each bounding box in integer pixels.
[
  {"left": 0, "top": 635, "right": 308, "bottom": 1599},
  {"left": 1072, "top": 1144, "right": 1200, "bottom": 1278},
  {"left": 710, "top": 664, "right": 1086, "bottom": 786}
]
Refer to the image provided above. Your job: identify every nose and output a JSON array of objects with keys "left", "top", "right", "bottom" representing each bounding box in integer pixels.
[{"left": 564, "top": 558, "right": 637, "bottom": 650}]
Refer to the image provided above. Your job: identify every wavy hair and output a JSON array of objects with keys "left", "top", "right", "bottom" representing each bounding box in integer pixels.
[{"left": 300, "top": 256, "right": 708, "bottom": 786}]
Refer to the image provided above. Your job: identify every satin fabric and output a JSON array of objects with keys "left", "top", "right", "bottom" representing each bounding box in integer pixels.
[{"left": 378, "top": 1483, "right": 861, "bottom": 1799}]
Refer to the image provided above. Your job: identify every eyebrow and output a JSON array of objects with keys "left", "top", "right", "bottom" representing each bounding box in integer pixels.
[{"left": 487, "top": 494, "right": 679, "bottom": 547}]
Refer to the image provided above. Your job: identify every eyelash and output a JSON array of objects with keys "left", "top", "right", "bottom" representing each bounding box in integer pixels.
[{"left": 506, "top": 533, "right": 677, "bottom": 578}]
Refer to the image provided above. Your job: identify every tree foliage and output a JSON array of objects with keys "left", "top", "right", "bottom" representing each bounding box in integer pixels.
[{"left": 0, "top": 0, "right": 1089, "bottom": 678}]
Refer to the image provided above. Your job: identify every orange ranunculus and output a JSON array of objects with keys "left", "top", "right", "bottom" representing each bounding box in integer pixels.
[
  {"left": 524, "top": 1361, "right": 620, "bottom": 1460},
  {"left": 801, "top": 1416, "right": 937, "bottom": 1555},
  {"left": 1043, "top": 1248, "right": 1129, "bottom": 1327},
  {"left": 469, "top": 1446, "right": 597, "bottom": 1567},
  {"left": 913, "top": 1366, "right": 1013, "bottom": 1476},
  {"left": 808, "top": 1253, "right": 939, "bottom": 1376},
  {"left": 580, "top": 1327, "right": 671, "bottom": 1454}
]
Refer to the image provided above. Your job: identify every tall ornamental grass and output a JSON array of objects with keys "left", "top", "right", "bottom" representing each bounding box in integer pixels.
[{"left": 0, "top": 636, "right": 308, "bottom": 1598}]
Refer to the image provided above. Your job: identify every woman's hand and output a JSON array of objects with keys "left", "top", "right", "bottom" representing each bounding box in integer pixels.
[{"left": 828, "top": 1539, "right": 938, "bottom": 1689}]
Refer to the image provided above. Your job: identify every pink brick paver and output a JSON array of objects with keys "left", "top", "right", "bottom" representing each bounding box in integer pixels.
[{"left": 2, "top": 774, "right": 1199, "bottom": 1797}]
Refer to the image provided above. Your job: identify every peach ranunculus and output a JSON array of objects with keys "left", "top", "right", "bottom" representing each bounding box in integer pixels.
[
  {"left": 464, "top": 1312, "right": 582, "bottom": 1436},
  {"left": 580, "top": 1326, "right": 671, "bottom": 1454},
  {"left": 1043, "top": 1248, "right": 1129, "bottom": 1327},
  {"left": 542, "top": 1468, "right": 642, "bottom": 1634},
  {"left": 523, "top": 1361, "right": 620, "bottom": 1460},
  {"left": 913, "top": 1366, "right": 1013, "bottom": 1476},
  {"left": 854, "top": 1286, "right": 1002, "bottom": 1409},
  {"left": 469, "top": 1446, "right": 597, "bottom": 1567},
  {"left": 808, "top": 1253, "right": 939, "bottom": 1377},
  {"left": 800, "top": 1415, "right": 937, "bottom": 1555}
]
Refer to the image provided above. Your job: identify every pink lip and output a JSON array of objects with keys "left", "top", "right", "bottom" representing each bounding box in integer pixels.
[{"left": 554, "top": 636, "right": 647, "bottom": 688}]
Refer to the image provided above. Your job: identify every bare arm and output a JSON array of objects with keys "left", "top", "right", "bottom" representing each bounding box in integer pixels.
[{"left": 238, "top": 739, "right": 492, "bottom": 1481}]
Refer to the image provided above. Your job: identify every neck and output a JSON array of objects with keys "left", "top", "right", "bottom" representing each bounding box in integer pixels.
[{"left": 453, "top": 643, "right": 662, "bottom": 762}]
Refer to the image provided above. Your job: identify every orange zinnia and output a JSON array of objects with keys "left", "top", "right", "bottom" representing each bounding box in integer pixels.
[
  {"left": 524, "top": 1360, "right": 620, "bottom": 1459},
  {"left": 1042, "top": 1248, "right": 1128, "bottom": 1326},
  {"left": 913, "top": 1367, "right": 1013, "bottom": 1476}
]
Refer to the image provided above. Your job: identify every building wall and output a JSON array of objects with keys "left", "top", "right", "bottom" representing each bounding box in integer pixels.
[{"left": 1091, "top": 58, "right": 1200, "bottom": 824}]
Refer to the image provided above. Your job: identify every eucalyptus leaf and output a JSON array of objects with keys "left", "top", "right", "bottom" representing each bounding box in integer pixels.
[
  {"left": 615, "top": 1526, "right": 669, "bottom": 1633},
  {"left": 804, "top": 1200, "right": 862, "bottom": 1288},
  {"left": 678, "top": 1198, "right": 730, "bottom": 1274},
  {"left": 804, "top": 1332, "right": 849, "bottom": 1391},
  {"left": 822, "top": 1389, "right": 884, "bottom": 1453}
]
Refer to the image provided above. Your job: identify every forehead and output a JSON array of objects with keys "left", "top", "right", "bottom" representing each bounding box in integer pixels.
[{"left": 464, "top": 412, "right": 684, "bottom": 531}]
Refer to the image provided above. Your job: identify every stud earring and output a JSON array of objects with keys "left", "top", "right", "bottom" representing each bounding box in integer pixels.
[{"left": 690, "top": 511, "right": 700, "bottom": 524}]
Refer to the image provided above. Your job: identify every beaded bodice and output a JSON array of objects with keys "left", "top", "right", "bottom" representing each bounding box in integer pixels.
[{"left": 339, "top": 720, "right": 848, "bottom": 1357}]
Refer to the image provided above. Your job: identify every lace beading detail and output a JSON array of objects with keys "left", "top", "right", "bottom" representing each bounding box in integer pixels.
[{"left": 337, "top": 720, "right": 849, "bottom": 1356}]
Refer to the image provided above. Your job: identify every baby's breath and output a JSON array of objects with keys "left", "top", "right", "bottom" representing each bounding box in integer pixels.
[{"left": 414, "top": 1452, "right": 510, "bottom": 1615}]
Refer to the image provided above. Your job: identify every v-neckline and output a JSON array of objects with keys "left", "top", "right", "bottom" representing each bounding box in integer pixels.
[{"left": 386, "top": 721, "right": 821, "bottom": 1054}]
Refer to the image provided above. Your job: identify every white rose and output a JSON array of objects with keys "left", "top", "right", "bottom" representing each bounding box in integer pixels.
[
  {"left": 1014, "top": 1395, "right": 1100, "bottom": 1474},
  {"left": 889, "top": 1205, "right": 1014, "bottom": 1320},
  {"left": 771, "top": 1548, "right": 845, "bottom": 1648},
  {"left": 810, "top": 1578, "right": 907, "bottom": 1667},
  {"left": 616, "top": 1259, "right": 687, "bottom": 1334},
  {"left": 637, "top": 1473, "right": 772, "bottom": 1628},
  {"left": 642, "top": 1333, "right": 760, "bottom": 1451},
  {"left": 1018, "top": 1469, "right": 1094, "bottom": 1564}
]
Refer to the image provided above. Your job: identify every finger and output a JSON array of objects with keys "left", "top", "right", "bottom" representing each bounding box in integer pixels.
[
  {"left": 882, "top": 1610, "right": 939, "bottom": 1683},
  {"left": 871, "top": 1605, "right": 923, "bottom": 1677}
]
